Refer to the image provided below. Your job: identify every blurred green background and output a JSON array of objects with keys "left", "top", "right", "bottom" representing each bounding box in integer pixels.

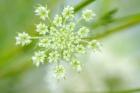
[{"left": 0, "top": 0, "right": 140, "bottom": 93}]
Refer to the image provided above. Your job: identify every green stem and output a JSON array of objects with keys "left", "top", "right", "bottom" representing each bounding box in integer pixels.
[
  {"left": 85, "top": 13, "right": 140, "bottom": 40},
  {"left": 74, "top": 0, "right": 96, "bottom": 12}
]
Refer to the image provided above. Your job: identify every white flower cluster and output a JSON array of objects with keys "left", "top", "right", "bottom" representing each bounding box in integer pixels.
[
  {"left": 16, "top": 32, "right": 31, "bottom": 46},
  {"left": 54, "top": 65, "right": 66, "bottom": 79},
  {"left": 35, "top": 5, "right": 49, "bottom": 20},
  {"left": 32, "top": 51, "right": 46, "bottom": 67},
  {"left": 15, "top": 4, "right": 100, "bottom": 79},
  {"left": 82, "top": 9, "right": 96, "bottom": 21}
]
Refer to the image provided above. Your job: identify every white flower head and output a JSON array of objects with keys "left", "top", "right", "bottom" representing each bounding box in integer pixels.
[
  {"left": 16, "top": 32, "right": 31, "bottom": 46},
  {"left": 32, "top": 51, "right": 46, "bottom": 67},
  {"left": 35, "top": 5, "right": 49, "bottom": 20},
  {"left": 16, "top": 4, "right": 99, "bottom": 79},
  {"left": 62, "top": 6, "right": 74, "bottom": 20},
  {"left": 54, "top": 65, "right": 66, "bottom": 79},
  {"left": 82, "top": 9, "right": 96, "bottom": 21},
  {"left": 36, "top": 23, "right": 48, "bottom": 35}
]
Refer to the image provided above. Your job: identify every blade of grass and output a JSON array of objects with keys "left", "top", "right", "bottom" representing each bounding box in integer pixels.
[
  {"left": 74, "top": 0, "right": 95, "bottom": 12},
  {"left": 91, "top": 9, "right": 118, "bottom": 28}
]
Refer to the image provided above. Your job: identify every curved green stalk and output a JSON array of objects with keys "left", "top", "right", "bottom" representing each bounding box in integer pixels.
[
  {"left": 74, "top": 0, "right": 96, "bottom": 12},
  {"left": 85, "top": 13, "right": 140, "bottom": 40}
]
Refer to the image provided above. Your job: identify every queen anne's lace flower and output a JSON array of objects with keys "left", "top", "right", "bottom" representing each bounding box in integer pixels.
[
  {"left": 16, "top": 32, "right": 31, "bottom": 46},
  {"left": 16, "top": 4, "right": 100, "bottom": 79}
]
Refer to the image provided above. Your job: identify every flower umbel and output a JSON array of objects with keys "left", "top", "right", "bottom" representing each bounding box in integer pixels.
[
  {"left": 32, "top": 51, "right": 46, "bottom": 67},
  {"left": 16, "top": 4, "right": 99, "bottom": 79},
  {"left": 82, "top": 9, "right": 96, "bottom": 21},
  {"left": 16, "top": 32, "right": 31, "bottom": 46},
  {"left": 35, "top": 5, "right": 49, "bottom": 20},
  {"left": 54, "top": 65, "right": 66, "bottom": 79},
  {"left": 36, "top": 23, "right": 48, "bottom": 35},
  {"left": 62, "top": 6, "right": 74, "bottom": 20}
]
